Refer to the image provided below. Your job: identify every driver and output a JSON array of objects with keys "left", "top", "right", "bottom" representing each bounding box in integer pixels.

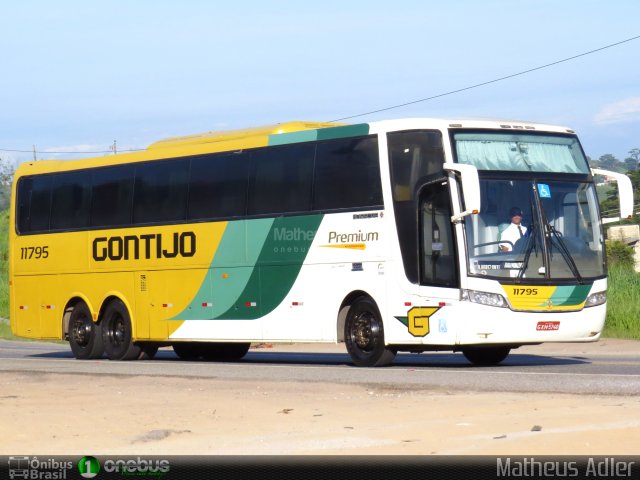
[{"left": 499, "top": 207, "right": 527, "bottom": 252}]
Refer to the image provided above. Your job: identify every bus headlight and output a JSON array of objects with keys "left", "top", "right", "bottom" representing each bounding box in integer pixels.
[
  {"left": 461, "top": 289, "right": 508, "bottom": 308},
  {"left": 584, "top": 291, "right": 606, "bottom": 307}
]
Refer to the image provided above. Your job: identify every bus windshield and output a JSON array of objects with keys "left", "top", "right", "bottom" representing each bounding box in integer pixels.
[
  {"left": 454, "top": 132, "right": 590, "bottom": 174},
  {"left": 464, "top": 179, "right": 605, "bottom": 281}
]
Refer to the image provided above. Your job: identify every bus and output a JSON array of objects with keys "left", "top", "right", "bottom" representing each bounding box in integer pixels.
[{"left": 9, "top": 118, "right": 633, "bottom": 366}]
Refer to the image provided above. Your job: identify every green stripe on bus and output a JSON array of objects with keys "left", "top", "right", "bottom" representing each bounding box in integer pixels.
[
  {"left": 215, "top": 214, "right": 323, "bottom": 320},
  {"left": 267, "top": 124, "right": 370, "bottom": 146},
  {"left": 268, "top": 130, "right": 317, "bottom": 146},
  {"left": 316, "top": 124, "right": 369, "bottom": 140},
  {"left": 173, "top": 214, "right": 323, "bottom": 321},
  {"left": 172, "top": 219, "right": 274, "bottom": 320},
  {"left": 548, "top": 284, "right": 591, "bottom": 306}
]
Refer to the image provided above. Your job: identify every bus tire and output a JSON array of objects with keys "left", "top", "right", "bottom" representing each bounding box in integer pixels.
[
  {"left": 344, "top": 296, "right": 396, "bottom": 367},
  {"left": 101, "top": 299, "right": 141, "bottom": 361},
  {"left": 68, "top": 302, "right": 104, "bottom": 360},
  {"left": 462, "top": 346, "right": 511, "bottom": 365},
  {"left": 201, "top": 343, "right": 251, "bottom": 361},
  {"left": 137, "top": 343, "right": 159, "bottom": 360},
  {"left": 173, "top": 342, "right": 204, "bottom": 360}
]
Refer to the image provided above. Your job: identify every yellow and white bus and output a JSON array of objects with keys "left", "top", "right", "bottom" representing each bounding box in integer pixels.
[{"left": 9, "top": 118, "right": 633, "bottom": 366}]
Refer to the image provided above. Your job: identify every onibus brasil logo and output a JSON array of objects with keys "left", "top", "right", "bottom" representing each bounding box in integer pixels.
[{"left": 78, "top": 456, "right": 100, "bottom": 479}]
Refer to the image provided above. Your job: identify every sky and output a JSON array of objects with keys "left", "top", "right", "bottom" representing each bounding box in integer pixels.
[{"left": 1, "top": 0, "right": 639, "bottom": 166}]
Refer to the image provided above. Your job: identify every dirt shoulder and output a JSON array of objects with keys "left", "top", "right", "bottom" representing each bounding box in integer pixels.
[
  {"left": 1, "top": 338, "right": 639, "bottom": 456},
  {"left": 253, "top": 337, "right": 640, "bottom": 357}
]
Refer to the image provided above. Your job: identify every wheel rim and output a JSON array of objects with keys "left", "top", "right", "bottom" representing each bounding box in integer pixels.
[
  {"left": 71, "top": 315, "right": 92, "bottom": 347},
  {"left": 106, "top": 313, "right": 126, "bottom": 348},
  {"left": 350, "top": 311, "right": 380, "bottom": 353}
]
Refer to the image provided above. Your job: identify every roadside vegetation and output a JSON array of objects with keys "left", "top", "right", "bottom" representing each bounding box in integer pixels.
[
  {"left": 0, "top": 208, "right": 12, "bottom": 339},
  {"left": 603, "top": 241, "right": 640, "bottom": 339}
]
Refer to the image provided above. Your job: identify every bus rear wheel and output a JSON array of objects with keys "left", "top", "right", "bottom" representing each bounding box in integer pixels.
[
  {"left": 68, "top": 302, "right": 104, "bottom": 360},
  {"left": 101, "top": 299, "right": 141, "bottom": 361},
  {"left": 345, "top": 296, "right": 396, "bottom": 367},
  {"left": 462, "top": 346, "right": 511, "bottom": 365}
]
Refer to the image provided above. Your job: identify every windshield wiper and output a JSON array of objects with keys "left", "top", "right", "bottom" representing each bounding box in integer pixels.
[
  {"left": 515, "top": 224, "right": 537, "bottom": 283},
  {"left": 548, "top": 224, "right": 583, "bottom": 284},
  {"left": 515, "top": 198, "right": 539, "bottom": 283},
  {"left": 516, "top": 183, "right": 584, "bottom": 284}
]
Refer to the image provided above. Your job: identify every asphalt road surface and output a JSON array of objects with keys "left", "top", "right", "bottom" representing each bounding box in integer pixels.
[{"left": 1, "top": 338, "right": 638, "bottom": 395}]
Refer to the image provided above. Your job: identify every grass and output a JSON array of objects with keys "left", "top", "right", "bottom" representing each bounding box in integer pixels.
[
  {"left": 0, "top": 209, "right": 13, "bottom": 340},
  {"left": 0, "top": 318, "right": 15, "bottom": 339},
  {"left": 0, "top": 208, "right": 7, "bottom": 320},
  {"left": 603, "top": 263, "right": 640, "bottom": 339}
]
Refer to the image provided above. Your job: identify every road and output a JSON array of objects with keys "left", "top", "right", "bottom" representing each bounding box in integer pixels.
[
  {"left": 1, "top": 338, "right": 639, "bottom": 395},
  {"left": 1, "top": 338, "right": 639, "bottom": 455}
]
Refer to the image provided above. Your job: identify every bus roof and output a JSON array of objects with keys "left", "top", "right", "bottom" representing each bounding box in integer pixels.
[
  {"left": 147, "top": 120, "right": 339, "bottom": 150},
  {"left": 367, "top": 117, "right": 576, "bottom": 135},
  {"left": 16, "top": 120, "right": 341, "bottom": 175},
  {"left": 15, "top": 117, "right": 577, "bottom": 176}
]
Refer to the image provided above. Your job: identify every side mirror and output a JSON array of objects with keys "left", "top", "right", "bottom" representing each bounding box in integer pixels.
[
  {"left": 443, "top": 163, "right": 481, "bottom": 223},
  {"left": 591, "top": 168, "right": 634, "bottom": 223}
]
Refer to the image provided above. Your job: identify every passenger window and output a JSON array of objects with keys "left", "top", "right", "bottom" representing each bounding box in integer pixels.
[
  {"left": 91, "top": 165, "right": 135, "bottom": 227},
  {"left": 133, "top": 159, "right": 189, "bottom": 224},
  {"left": 314, "top": 136, "right": 382, "bottom": 210},
  {"left": 18, "top": 175, "right": 53, "bottom": 232},
  {"left": 50, "top": 171, "right": 92, "bottom": 230},
  {"left": 16, "top": 177, "right": 34, "bottom": 233},
  {"left": 189, "top": 152, "right": 249, "bottom": 219},
  {"left": 248, "top": 143, "right": 314, "bottom": 215}
]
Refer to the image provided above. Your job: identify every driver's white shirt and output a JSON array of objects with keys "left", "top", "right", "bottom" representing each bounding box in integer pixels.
[{"left": 499, "top": 223, "right": 527, "bottom": 251}]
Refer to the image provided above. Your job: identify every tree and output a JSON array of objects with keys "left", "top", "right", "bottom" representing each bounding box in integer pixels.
[
  {"left": 624, "top": 157, "right": 637, "bottom": 172},
  {"left": 598, "top": 154, "right": 624, "bottom": 172},
  {"left": 625, "top": 148, "right": 640, "bottom": 172},
  {"left": 0, "top": 158, "right": 15, "bottom": 211}
]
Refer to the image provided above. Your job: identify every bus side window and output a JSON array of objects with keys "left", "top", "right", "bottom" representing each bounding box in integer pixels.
[
  {"left": 313, "top": 136, "right": 382, "bottom": 210},
  {"left": 23, "top": 175, "right": 53, "bottom": 233},
  {"left": 247, "top": 143, "right": 314, "bottom": 216},
  {"left": 133, "top": 158, "right": 189, "bottom": 224},
  {"left": 387, "top": 130, "right": 444, "bottom": 202},
  {"left": 50, "top": 171, "right": 92, "bottom": 230},
  {"left": 387, "top": 130, "right": 445, "bottom": 284},
  {"left": 189, "top": 152, "right": 249, "bottom": 220},
  {"left": 16, "top": 177, "right": 35, "bottom": 233},
  {"left": 91, "top": 165, "right": 135, "bottom": 228},
  {"left": 420, "top": 181, "right": 457, "bottom": 287}
]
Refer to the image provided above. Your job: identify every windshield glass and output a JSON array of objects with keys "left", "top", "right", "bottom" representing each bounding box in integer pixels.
[
  {"left": 454, "top": 132, "right": 589, "bottom": 174},
  {"left": 465, "top": 179, "right": 605, "bottom": 280}
]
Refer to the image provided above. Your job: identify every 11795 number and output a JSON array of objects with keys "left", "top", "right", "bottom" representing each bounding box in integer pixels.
[
  {"left": 512, "top": 288, "right": 538, "bottom": 296},
  {"left": 20, "top": 246, "right": 49, "bottom": 259}
]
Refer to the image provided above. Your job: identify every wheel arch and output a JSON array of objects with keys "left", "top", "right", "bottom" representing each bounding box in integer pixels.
[
  {"left": 98, "top": 293, "right": 134, "bottom": 326},
  {"left": 336, "top": 290, "right": 376, "bottom": 342},
  {"left": 62, "top": 294, "right": 97, "bottom": 339}
]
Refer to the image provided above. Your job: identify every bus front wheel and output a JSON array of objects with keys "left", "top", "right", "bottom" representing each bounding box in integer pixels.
[
  {"left": 462, "top": 346, "right": 511, "bottom": 365},
  {"left": 68, "top": 302, "right": 104, "bottom": 360},
  {"left": 201, "top": 343, "right": 251, "bottom": 361},
  {"left": 101, "top": 299, "right": 141, "bottom": 361},
  {"left": 345, "top": 296, "right": 396, "bottom": 367},
  {"left": 173, "top": 342, "right": 203, "bottom": 360}
]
